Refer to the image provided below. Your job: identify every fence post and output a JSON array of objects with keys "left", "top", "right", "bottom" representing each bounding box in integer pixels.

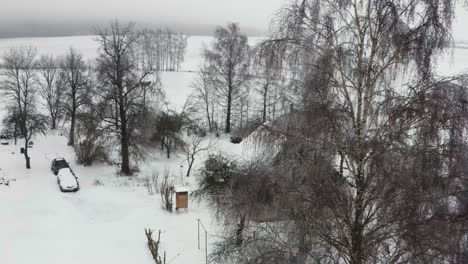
[
  {"left": 197, "top": 218, "right": 209, "bottom": 264},
  {"left": 205, "top": 229, "right": 208, "bottom": 264},
  {"left": 197, "top": 218, "right": 200, "bottom": 250}
]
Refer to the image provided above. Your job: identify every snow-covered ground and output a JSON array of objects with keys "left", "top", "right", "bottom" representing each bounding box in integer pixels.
[
  {"left": 0, "top": 130, "right": 252, "bottom": 264},
  {"left": 0, "top": 132, "right": 215, "bottom": 264}
]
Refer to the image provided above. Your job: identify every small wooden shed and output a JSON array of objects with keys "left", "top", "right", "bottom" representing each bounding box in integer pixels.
[{"left": 175, "top": 186, "right": 189, "bottom": 211}]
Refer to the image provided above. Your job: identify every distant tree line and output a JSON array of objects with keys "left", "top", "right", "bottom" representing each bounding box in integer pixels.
[{"left": 132, "top": 29, "right": 188, "bottom": 72}]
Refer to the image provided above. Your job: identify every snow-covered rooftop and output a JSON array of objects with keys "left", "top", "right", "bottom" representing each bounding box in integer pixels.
[{"left": 174, "top": 186, "right": 190, "bottom": 193}]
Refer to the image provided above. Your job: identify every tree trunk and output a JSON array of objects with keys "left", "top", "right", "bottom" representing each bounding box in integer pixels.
[
  {"left": 24, "top": 140, "right": 31, "bottom": 169},
  {"left": 166, "top": 142, "right": 171, "bottom": 159},
  {"left": 68, "top": 109, "right": 75, "bottom": 146},
  {"left": 115, "top": 99, "right": 119, "bottom": 130},
  {"left": 226, "top": 88, "right": 232, "bottom": 133},
  {"left": 14, "top": 123, "right": 18, "bottom": 145},
  {"left": 350, "top": 190, "right": 365, "bottom": 264},
  {"left": 51, "top": 117, "right": 56, "bottom": 130},
  {"left": 240, "top": 101, "right": 244, "bottom": 131},
  {"left": 120, "top": 110, "right": 131, "bottom": 176},
  {"left": 235, "top": 215, "right": 245, "bottom": 246},
  {"left": 211, "top": 102, "right": 215, "bottom": 133},
  {"left": 262, "top": 84, "right": 268, "bottom": 123},
  {"left": 186, "top": 155, "right": 195, "bottom": 177},
  {"left": 206, "top": 103, "right": 212, "bottom": 133}
]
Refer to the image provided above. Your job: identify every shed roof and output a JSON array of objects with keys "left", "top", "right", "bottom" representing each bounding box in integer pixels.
[{"left": 174, "top": 186, "right": 190, "bottom": 193}]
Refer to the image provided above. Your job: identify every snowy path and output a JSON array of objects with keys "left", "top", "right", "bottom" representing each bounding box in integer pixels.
[{"left": 0, "top": 133, "right": 214, "bottom": 264}]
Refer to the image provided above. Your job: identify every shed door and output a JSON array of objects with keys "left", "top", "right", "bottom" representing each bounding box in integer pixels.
[{"left": 176, "top": 192, "right": 188, "bottom": 209}]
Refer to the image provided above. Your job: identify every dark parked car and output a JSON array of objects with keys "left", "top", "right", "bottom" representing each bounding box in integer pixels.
[
  {"left": 51, "top": 158, "right": 70, "bottom": 175},
  {"left": 0, "top": 134, "right": 10, "bottom": 145},
  {"left": 230, "top": 136, "right": 243, "bottom": 144}
]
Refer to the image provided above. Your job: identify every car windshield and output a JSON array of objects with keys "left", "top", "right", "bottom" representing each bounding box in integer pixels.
[{"left": 55, "top": 160, "right": 68, "bottom": 168}]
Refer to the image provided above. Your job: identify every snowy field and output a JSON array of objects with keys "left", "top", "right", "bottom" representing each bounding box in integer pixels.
[{"left": 0, "top": 35, "right": 467, "bottom": 264}]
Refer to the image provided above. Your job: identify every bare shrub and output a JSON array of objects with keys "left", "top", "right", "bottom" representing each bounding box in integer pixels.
[
  {"left": 183, "top": 135, "right": 209, "bottom": 177},
  {"left": 143, "top": 171, "right": 160, "bottom": 195},
  {"left": 75, "top": 140, "right": 108, "bottom": 166},
  {"left": 160, "top": 171, "right": 175, "bottom": 212},
  {"left": 74, "top": 112, "right": 108, "bottom": 166},
  {"left": 144, "top": 229, "right": 166, "bottom": 264}
]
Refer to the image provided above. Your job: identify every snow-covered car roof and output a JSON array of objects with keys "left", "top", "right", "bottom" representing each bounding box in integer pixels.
[
  {"left": 57, "top": 168, "right": 78, "bottom": 188},
  {"left": 58, "top": 168, "right": 75, "bottom": 178}
]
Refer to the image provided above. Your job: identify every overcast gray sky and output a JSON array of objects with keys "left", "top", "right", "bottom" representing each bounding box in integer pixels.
[
  {"left": 0, "top": 0, "right": 467, "bottom": 40},
  {"left": 0, "top": 0, "right": 285, "bottom": 33}
]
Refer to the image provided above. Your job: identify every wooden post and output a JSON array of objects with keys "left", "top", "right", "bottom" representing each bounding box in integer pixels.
[
  {"left": 197, "top": 218, "right": 209, "bottom": 264},
  {"left": 205, "top": 229, "right": 208, "bottom": 264},
  {"left": 198, "top": 219, "right": 200, "bottom": 250}
]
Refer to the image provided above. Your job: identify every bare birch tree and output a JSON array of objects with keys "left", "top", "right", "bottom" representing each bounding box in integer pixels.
[
  {"left": 204, "top": 23, "right": 251, "bottom": 133},
  {"left": 190, "top": 65, "right": 216, "bottom": 132},
  {"left": 1, "top": 46, "right": 48, "bottom": 169},
  {"left": 38, "top": 54, "right": 64, "bottom": 129},
  {"left": 61, "top": 47, "right": 89, "bottom": 146}
]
